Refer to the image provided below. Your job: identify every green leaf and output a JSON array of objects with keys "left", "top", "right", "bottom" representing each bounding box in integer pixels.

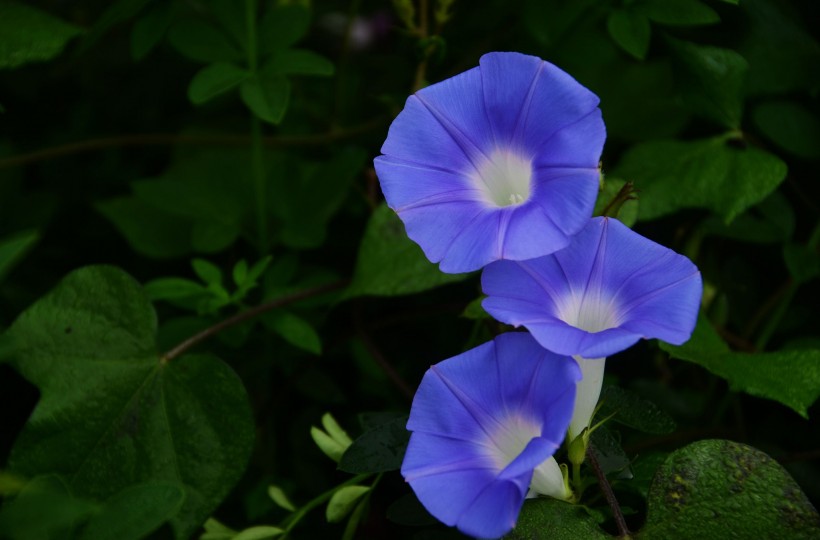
[
  {"left": 267, "top": 49, "right": 334, "bottom": 76},
  {"left": 188, "top": 62, "right": 248, "bottom": 105},
  {"left": 240, "top": 72, "right": 291, "bottom": 124},
  {"left": 783, "top": 243, "right": 820, "bottom": 284},
  {"left": 752, "top": 101, "right": 820, "bottom": 160},
  {"left": 638, "top": 0, "right": 719, "bottom": 26},
  {"left": 233, "top": 260, "right": 249, "bottom": 288},
  {"left": 461, "top": 296, "right": 490, "bottom": 320},
  {"left": 144, "top": 277, "right": 209, "bottom": 302},
  {"left": 326, "top": 486, "right": 370, "bottom": 523},
  {"left": 338, "top": 415, "right": 409, "bottom": 474},
  {"left": 593, "top": 178, "right": 639, "bottom": 227},
  {"left": 641, "top": 440, "right": 820, "bottom": 539},
  {"left": 270, "top": 149, "right": 366, "bottom": 249},
  {"left": 131, "top": 2, "right": 174, "bottom": 61},
  {"left": 607, "top": 10, "right": 651, "bottom": 60},
  {"left": 661, "top": 315, "right": 820, "bottom": 417},
  {"left": 258, "top": 5, "right": 310, "bottom": 55},
  {"left": 0, "top": 475, "right": 97, "bottom": 539},
  {"left": 614, "top": 136, "right": 787, "bottom": 223},
  {"left": 0, "top": 1, "right": 82, "bottom": 69},
  {"left": 344, "top": 204, "right": 471, "bottom": 298},
  {"left": 78, "top": 482, "right": 185, "bottom": 540},
  {"left": 739, "top": 0, "right": 820, "bottom": 95},
  {"left": 701, "top": 192, "right": 795, "bottom": 244},
  {"left": 508, "top": 498, "right": 607, "bottom": 539},
  {"left": 5, "top": 266, "right": 255, "bottom": 539},
  {"left": 589, "top": 425, "right": 632, "bottom": 478},
  {"left": 267, "top": 485, "right": 296, "bottom": 512},
  {"left": 0, "top": 229, "right": 38, "bottom": 283},
  {"left": 598, "top": 385, "right": 676, "bottom": 434},
  {"left": 231, "top": 526, "right": 284, "bottom": 540},
  {"left": 192, "top": 258, "right": 223, "bottom": 286},
  {"left": 95, "top": 197, "right": 193, "bottom": 259},
  {"left": 168, "top": 19, "right": 243, "bottom": 64},
  {"left": 262, "top": 309, "right": 321, "bottom": 354},
  {"left": 668, "top": 39, "right": 748, "bottom": 129},
  {"left": 75, "top": 0, "right": 152, "bottom": 55}
]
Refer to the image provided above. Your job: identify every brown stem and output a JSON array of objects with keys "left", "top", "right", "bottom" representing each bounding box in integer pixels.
[
  {"left": 353, "top": 307, "right": 415, "bottom": 401},
  {"left": 0, "top": 118, "right": 385, "bottom": 169},
  {"left": 586, "top": 447, "right": 631, "bottom": 539},
  {"left": 162, "top": 280, "right": 348, "bottom": 362},
  {"left": 411, "top": 0, "right": 430, "bottom": 92}
]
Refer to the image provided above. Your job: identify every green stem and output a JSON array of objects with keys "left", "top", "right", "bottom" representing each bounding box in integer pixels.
[
  {"left": 281, "top": 473, "right": 372, "bottom": 538},
  {"left": 755, "top": 220, "right": 820, "bottom": 350},
  {"left": 245, "top": 0, "right": 267, "bottom": 253},
  {"left": 572, "top": 461, "right": 583, "bottom": 497}
]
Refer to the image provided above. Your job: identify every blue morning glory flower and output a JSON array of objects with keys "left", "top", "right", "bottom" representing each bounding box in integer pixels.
[
  {"left": 374, "top": 51, "right": 605, "bottom": 273},
  {"left": 481, "top": 217, "right": 702, "bottom": 359},
  {"left": 401, "top": 332, "right": 580, "bottom": 539},
  {"left": 481, "top": 217, "right": 701, "bottom": 438}
]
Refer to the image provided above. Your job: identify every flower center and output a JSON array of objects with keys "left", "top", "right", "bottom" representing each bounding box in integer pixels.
[
  {"left": 488, "top": 414, "right": 541, "bottom": 471},
  {"left": 471, "top": 149, "right": 533, "bottom": 208},
  {"left": 558, "top": 293, "right": 619, "bottom": 334}
]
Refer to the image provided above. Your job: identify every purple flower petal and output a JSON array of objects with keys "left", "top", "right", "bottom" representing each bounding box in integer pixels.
[
  {"left": 482, "top": 217, "right": 702, "bottom": 358},
  {"left": 402, "top": 333, "right": 580, "bottom": 538},
  {"left": 375, "top": 52, "right": 605, "bottom": 273}
]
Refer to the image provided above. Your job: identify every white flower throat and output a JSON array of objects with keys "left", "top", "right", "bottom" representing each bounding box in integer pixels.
[{"left": 472, "top": 149, "right": 533, "bottom": 208}]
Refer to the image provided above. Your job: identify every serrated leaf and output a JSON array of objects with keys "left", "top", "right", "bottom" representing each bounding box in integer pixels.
[
  {"left": 262, "top": 309, "right": 321, "bottom": 354},
  {"left": 338, "top": 415, "right": 409, "bottom": 474},
  {"left": 0, "top": 1, "right": 82, "bottom": 69},
  {"left": 614, "top": 136, "right": 787, "bottom": 223},
  {"left": 638, "top": 0, "right": 719, "bottom": 26},
  {"left": 607, "top": 10, "right": 651, "bottom": 60},
  {"left": 0, "top": 229, "right": 38, "bottom": 283},
  {"left": 267, "top": 485, "right": 295, "bottom": 512},
  {"left": 188, "top": 62, "right": 248, "bottom": 105},
  {"left": 168, "top": 19, "right": 243, "bottom": 63},
  {"left": 668, "top": 39, "right": 748, "bottom": 129},
  {"left": 641, "top": 440, "right": 820, "bottom": 539},
  {"left": 752, "top": 101, "right": 820, "bottom": 160},
  {"left": 240, "top": 72, "right": 290, "bottom": 124},
  {"left": 78, "top": 482, "right": 185, "bottom": 540},
  {"left": 326, "top": 486, "right": 370, "bottom": 523},
  {"left": 4, "top": 266, "right": 255, "bottom": 539},
  {"left": 507, "top": 498, "right": 607, "bottom": 539},
  {"left": 344, "top": 204, "right": 471, "bottom": 298},
  {"left": 231, "top": 526, "right": 284, "bottom": 540},
  {"left": 661, "top": 315, "right": 820, "bottom": 417},
  {"left": 598, "top": 385, "right": 676, "bottom": 434},
  {"left": 131, "top": 3, "right": 174, "bottom": 61}
]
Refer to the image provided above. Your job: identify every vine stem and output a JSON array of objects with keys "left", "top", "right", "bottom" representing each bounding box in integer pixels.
[
  {"left": 281, "top": 473, "right": 372, "bottom": 538},
  {"left": 0, "top": 119, "right": 385, "bottom": 169},
  {"left": 411, "top": 0, "right": 430, "bottom": 92},
  {"left": 162, "top": 280, "right": 348, "bottom": 362},
  {"left": 586, "top": 447, "right": 631, "bottom": 539}
]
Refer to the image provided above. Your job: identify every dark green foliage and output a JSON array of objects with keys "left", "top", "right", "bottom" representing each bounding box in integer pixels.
[
  {"left": 641, "top": 440, "right": 820, "bottom": 539},
  {"left": 1, "top": 0, "right": 819, "bottom": 538}
]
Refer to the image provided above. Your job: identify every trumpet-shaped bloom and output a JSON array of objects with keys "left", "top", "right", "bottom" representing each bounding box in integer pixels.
[
  {"left": 481, "top": 217, "right": 702, "bottom": 359},
  {"left": 374, "top": 51, "right": 605, "bottom": 273},
  {"left": 401, "top": 332, "right": 580, "bottom": 539}
]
